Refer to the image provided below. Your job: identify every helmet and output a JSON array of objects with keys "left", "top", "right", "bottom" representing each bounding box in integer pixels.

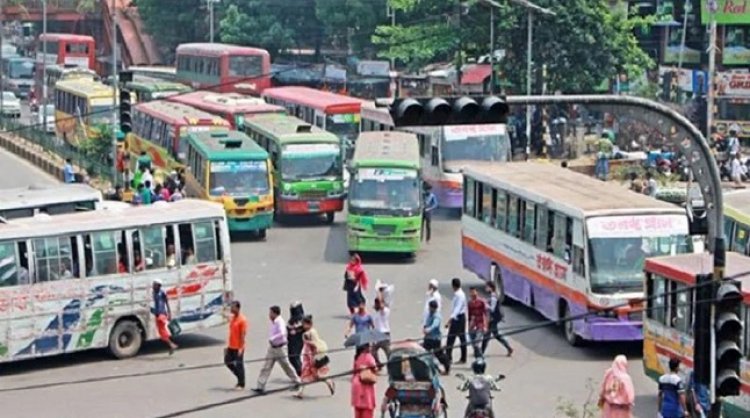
[{"left": 472, "top": 358, "right": 486, "bottom": 374}]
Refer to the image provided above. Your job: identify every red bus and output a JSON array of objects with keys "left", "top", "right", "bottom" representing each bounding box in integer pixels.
[
  {"left": 127, "top": 101, "right": 230, "bottom": 173},
  {"left": 261, "top": 86, "right": 362, "bottom": 145},
  {"left": 34, "top": 33, "right": 95, "bottom": 100},
  {"left": 175, "top": 43, "right": 272, "bottom": 96},
  {"left": 167, "top": 90, "right": 284, "bottom": 129}
]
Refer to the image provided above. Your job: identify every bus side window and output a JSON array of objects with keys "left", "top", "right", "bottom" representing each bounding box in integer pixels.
[
  {"left": 724, "top": 219, "right": 735, "bottom": 251},
  {"left": 647, "top": 274, "right": 667, "bottom": 325},
  {"left": 733, "top": 224, "right": 749, "bottom": 255},
  {"left": 141, "top": 225, "right": 166, "bottom": 270},
  {"left": 179, "top": 224, "right": 196, "bottom": 265},
  {"left": 485, "top": 186, "right": 496, "bottom": 226},
  {"left": 31, "top": 237, "right": 75, "bottom": 283},
  {"left": 193, "top": 221, "right": 218, "bottom": 263},
  {"left": 507, "top": 196, "right": 519, "bottom": 237},
  {"left": 671, "top": 282, "right": 692, "bottom": 335},
  {"left": 522, "top": 201, "right": 535, "bottom": 244},
  {"left": 0, "top": 241, "right": 19, "bottom": 287},
  {"left": 86, "top": 231, "right": 121, "bottom": 276},
  {"left": 552, "top": 213, "right": 567, "bottom": 259},
  {"left": 475, "top": 182, "right": 484, "bottom": 221},
  {"left": 214, "top": 220, "right": 224, "bottom": 261},
  {"left": 464, "top": 178, "right": 475, "bottom": 218},
  {"left": 494, "top": 190, "right": 506, "bottom": 231},
  {"left": 743, "top": 305, "right": 750, "bottom": 358},
  {"left": 535, "top": 207, "right": 548, "bottom": 251},
  {"left": 572, "top": 246, "right": 585, "bottom": 276}
]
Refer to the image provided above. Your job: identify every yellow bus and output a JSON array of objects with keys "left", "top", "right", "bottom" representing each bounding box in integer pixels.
[
  {"left": 725, "top": 190, "right": 750, "bottom": 256},
  {"left": 53, "top": 78, "right": 129, "bottom": 147}
]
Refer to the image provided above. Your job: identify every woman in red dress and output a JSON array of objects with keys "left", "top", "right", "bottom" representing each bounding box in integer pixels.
[{"left": 295, "top": 315, "right": 335, "bottom": 398}]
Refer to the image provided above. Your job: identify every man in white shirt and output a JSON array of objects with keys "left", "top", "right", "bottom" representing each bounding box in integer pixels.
[
  {"left": 445, "top": 277, "right": 468, "bottom": 364},
  {"left": 423, "top": 279, "right": 442, "bottom": 322},
  {"left": 372, "top": 297, "right": 391, "bottom": 368},
  {"left": 253, "top": 305, "right": 301, "bottom": 393}
]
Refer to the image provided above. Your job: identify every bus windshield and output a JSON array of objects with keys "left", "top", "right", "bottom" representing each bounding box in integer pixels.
[
  {"left": 586, "top": 215, "right": 691, "bottom": 294},
  {"left": 441, "top": 125, "right": 509, "bottom": 166},
  {"left": 349, "top": 168, "right": 420, "bottom": 215},
  {"left": 209, "top": 160, "right": 269, "bottom": 197},
  {"left": 281, "top": 144, "right": 341, "bottom": 181},
  {"left": 325, "top": 114, "right": 360, "bottom": 141},
  {"left": 9, "top": 60, "right": 34, "bottom": 79},
  {"left": 228, "top": 56, "right": 262, "bottom": 77}
]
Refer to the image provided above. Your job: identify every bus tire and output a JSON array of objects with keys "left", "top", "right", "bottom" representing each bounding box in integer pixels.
[
  {"left": 562, "top": 303, "right": 583, "bottom": 347},
  {"left": 109, "top": 319, "right": 143, "bottom": 359},
  {"left": 491, "top": 264, "right": 507, "bottom": 305},
  {"left": 325, "top": 212, "right": 335, "bottom": 224},
  {"left": 257, "top": 229, "right": 267, "bottom": 240}
]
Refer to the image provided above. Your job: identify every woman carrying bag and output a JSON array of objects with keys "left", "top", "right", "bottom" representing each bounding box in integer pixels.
[
  {"left": 295, "top": 315, "right": 335, "bottom": 398},
  {"left": 351, "top": 343, "right": 378, "bottom": 418}
]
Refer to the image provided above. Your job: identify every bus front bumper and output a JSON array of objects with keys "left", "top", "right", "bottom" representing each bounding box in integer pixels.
[
  {"left": 347, "top": 233, "right": 421, "bottom": 253},
  {"left": 278, "top": 198, "right": 344, "bottom": 215},
  {"left": 580, "top": 316, "right": 643, "bottom": 341},
  {"left": 227, "top": 212, "right": 273, "bottom": 232}
]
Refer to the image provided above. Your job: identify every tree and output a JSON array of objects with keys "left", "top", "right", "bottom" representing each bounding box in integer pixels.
[
  {"left": 374, "top": 0, "right": 654, "bottom": 93},
  {"left": 133, "top": 0, "right": 206, "bottom": 62},
  {"left": 314, "top": 0, "right": 387, "bottom": 56},
  {"left": 219, "top": 0, "right": 323, "bottom": 59}
]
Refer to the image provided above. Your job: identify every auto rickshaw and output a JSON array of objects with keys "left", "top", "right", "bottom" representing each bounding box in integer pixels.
[{"left": 380, "top": 342, "right": 448, "bottom": 418}]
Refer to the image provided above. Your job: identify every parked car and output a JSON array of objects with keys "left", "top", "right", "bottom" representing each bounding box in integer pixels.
[
  {"left": 0, "top": 91, "right": 21, "bottom": 118},
  {"left": 36, "top": 104, "right": 55, "bottom": 133}
]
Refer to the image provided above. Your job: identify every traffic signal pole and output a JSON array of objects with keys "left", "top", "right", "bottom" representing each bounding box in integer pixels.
[{"left": 111, "top": 0, "right": 119, "bottom": 186}]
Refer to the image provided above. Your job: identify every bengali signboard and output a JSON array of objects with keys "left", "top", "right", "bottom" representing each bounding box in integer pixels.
[
  {"left": 716, "top": 72, "right": 750, "bottom": 97},
  {"left": 701, "top": 0, "right": 750, "bottom": 25}
]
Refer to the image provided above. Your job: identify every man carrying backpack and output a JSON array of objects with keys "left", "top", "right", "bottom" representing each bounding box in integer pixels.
[{"left": 481, "top": 281, "right": 513, "bottom": 357}]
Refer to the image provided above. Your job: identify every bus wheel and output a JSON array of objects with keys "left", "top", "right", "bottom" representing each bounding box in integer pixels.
[
  {"left": 257, "top": 229, "right": 267, "bottom": 240},
  {"left": 325, "top": 212, "right": 335, "bottom": 224},
  {"left": 109, "top": 319, "right": 143, "bottom": 359},
  {"left": 562, "top": 304, "right": 582, "bottom": 347}
]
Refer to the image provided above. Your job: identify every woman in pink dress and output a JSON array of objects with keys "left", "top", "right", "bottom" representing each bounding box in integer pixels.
[
  {"left": 598, "top": 355, "right": 635, "bottom": 418},
  {"left": 295, "top": 315, "right": 335, "bottom": 398},
  {"left": 351, "top": 344, "right": 378, "bottom": 418}
]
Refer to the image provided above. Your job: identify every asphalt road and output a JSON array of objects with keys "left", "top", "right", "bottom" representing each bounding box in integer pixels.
[{"left": 0, "top": 149, "right": 661, "bottom": 418}]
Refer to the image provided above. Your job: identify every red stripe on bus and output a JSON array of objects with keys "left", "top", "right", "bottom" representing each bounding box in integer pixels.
[{"left": 653, "top": 344, "right": 750, "bottom": 394}]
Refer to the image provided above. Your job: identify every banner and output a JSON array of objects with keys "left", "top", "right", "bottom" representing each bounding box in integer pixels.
[
  {"left": 716, "top": 72, "right": 750, "bottom": 97},
  {"left": 701, "top": 0, "right": 750, "bottom": 25},
  {"left": 723, "top": 27, "right": 750, "bottom": 65}
]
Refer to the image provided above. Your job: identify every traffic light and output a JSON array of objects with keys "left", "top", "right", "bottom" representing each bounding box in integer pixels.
[
  {"left": 692, "top": 274, "right": 713, "bottom": 385},
  {"left": 714, "top": 279, "right": 743, "bottom": 397},
  {"left": 388, "top": 96, "right": 508, "bottom": 127},
  {"left": 119, "top": 89, "right": 132, "bottom": 135}
]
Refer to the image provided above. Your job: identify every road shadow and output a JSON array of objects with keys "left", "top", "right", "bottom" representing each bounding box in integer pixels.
[
  {"left": 323, "top": 221, "right": 349, "bottom": 264},
  {"left": 500, "top": 301, "right": 644, "bottom": 362},
  {"left": 0, "top": 334, "right": 222, "bottom": 377},
  {"left": 275, "top": 214, "right": 338, "bottom": 229},
  {"left": 229, "top": 231, "right": 266, "bottom": 243}
]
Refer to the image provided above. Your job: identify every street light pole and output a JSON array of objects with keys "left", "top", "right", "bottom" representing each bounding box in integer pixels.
[
  {"left": 41, "top": 0, "right": 47, "bottom": 133},
  {"left": 209, "top": 0, "right": 214, "bottom": 43},
  {"left": 525, "top": 10, "right": 533, "bottom": 158},
  {"left": 111, "top": 0, "right": 119, "bottom": 184},
  {"left": 489, "top": 7, "right": 495, "bottom": 94}
]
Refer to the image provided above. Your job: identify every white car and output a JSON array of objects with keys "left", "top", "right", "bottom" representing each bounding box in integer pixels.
[
  {"left": 0, "top": 91, "right": 21, "bottom": 118},
  {"left": 37, "top": 104, "right": 55, "bottom": 134}
]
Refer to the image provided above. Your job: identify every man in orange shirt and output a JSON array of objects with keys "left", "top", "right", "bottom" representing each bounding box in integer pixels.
[{"left": 225, "top": 301, "right": 247, "bottom": 390}]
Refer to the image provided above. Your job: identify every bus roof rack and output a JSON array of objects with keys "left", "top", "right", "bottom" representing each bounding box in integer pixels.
[{"left": 296, "top": 124, "right": 312, "bottom": 133}]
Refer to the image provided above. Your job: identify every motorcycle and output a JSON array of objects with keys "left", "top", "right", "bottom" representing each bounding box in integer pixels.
[
  {"left": 456, "top": 372, "right": 505, "bottom": 418},
  {"left": 29, "top": 96, "right": 39, "bottom": 113}
]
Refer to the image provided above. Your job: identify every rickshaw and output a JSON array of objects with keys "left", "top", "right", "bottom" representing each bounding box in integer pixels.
[{"left": 381, "top": 342, "right": 448, "bottom": 418}]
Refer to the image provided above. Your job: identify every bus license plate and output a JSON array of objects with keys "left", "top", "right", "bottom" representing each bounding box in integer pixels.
[{"left": 308, "top": 201, "right": 320, "bottom": 212}]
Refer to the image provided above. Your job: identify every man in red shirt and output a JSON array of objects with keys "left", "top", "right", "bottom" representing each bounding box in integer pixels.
[
  {"left": 467, "top": 287, "right": 488, "bottom": 359},
  {"left": 225, "top": 301, "right": 248, "bottom": 389}
]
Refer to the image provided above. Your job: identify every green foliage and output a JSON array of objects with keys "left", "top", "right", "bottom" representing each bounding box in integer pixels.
[
  {"left": 77, "top": 124, "right": 113, "bottom": 178},
  {"left": 315, "top": 0, "right": 387, "bottom": 55},
  {"left": 133, "top": 0, "right": 206, "bottom": 62}
]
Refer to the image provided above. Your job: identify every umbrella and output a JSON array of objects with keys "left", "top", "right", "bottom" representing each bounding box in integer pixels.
[{"left": 344, "top": 330, "right": 389, "bottom": 348}]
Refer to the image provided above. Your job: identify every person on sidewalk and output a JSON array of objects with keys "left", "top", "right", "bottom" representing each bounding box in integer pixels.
[
  {"left": 151, "top": 279, "right": 178, "bottom": 354},
  {"left": 346, "top": 301, "right": 374, "bottom": 337},
  {"left": 224, "top": 301, "right": 247, "bottom": 390},
  {"left": 63, "top": 158, "right": 76, "bottom": 183},
  {"left": 445, "top": 277, "right": 467, "bottom": 365},
  {"left": 467, "top": 287, "right": 488, "bottom": 359},
  {"left": 423, "top": 279, "right": 442, "bottom": 323},
  {"left": 371, "top": 297, "right": 391, "bottom": 369},
  {"left": 253, "top": 306, "right": 301, "bottom": 394},
  {"left": 481, "top": 281, "right": 513, "bottom": 357},
  {"left": 423, "top": 300, "right": 450, "bottom": 374}
]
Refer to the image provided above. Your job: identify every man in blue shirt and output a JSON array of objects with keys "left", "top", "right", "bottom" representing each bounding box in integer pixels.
[
  {"left": 151, "top": 279, "right": 178, "bottom": 354},
  {"left": 63, "top": 158, "right": 76, "bottom": 183},
  {"left": 658, "top": 358, "right": 688, "bottom": 418},
  {"left": 422, "top": 183, "right": 438, "bottom": 243},
  {"left": 423, "top": 300, "right": 450, "bottom": 374},
  {"left": 687, "top": 371, "right": 710, "bottom": 418}
]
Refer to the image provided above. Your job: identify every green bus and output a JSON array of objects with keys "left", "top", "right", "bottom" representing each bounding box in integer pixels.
[
  {"left": 126, "top": 77, "right": 192, "bottom": 102},
  {"left": 243, "top": 113, "right": 345, "bottom": 224},
  {"left": 347, "top": 131, "right": 423, "bottom": 254},
  {"left": 184, "top": 130, "right": 274, "bottom": 237}
]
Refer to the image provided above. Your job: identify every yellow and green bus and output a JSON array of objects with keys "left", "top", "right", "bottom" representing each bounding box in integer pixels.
[
  {"left": 725, "top": 190, "right": 750, "bottom": 255},
  {"left": 347, "top": 131, "right": 422, "bottom": 255},
  {"left": 126, "top": 77, "right": 192, "bottom": 102},
  {"left": 185, "top": 130, "right": 274, "bottom": 237},
  {"left": 243, "top": 114, "right": 345, "bottom": 224},
  {"left": 54, "top": 78, "right": 124, "bottom": 147}
]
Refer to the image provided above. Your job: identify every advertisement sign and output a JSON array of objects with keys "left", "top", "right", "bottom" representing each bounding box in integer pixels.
[
  {"left": 587, "top": 215, "right": 689, "bottom": 238},
  {"left": 701, "top": 0, "right": 750, "bottom": 25},
  {"left": 443, "top": 124, "right": 506, "bottom": 141},
  {"left": 664, "top": 28, "right": 702, "bottom": 64},
  {"left": 210, "top": 161, "right": 265, "bottom": 173},
  {"left": 358, "top": 168, "right": 417, "bottom": 181},
  {"left": 716, "top": 72, "right": 750, "bottom": 96},
  {"left": 723, "top": 27, "right": 750, "bottom": 65}
]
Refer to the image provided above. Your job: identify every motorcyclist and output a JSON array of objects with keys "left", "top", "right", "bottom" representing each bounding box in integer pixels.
[{"left": 458, "top": 358, "right": 501, "bottom": 418}]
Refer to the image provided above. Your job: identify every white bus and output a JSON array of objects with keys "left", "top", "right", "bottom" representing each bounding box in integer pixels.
[
  {"left": 0, "top": 184, "right": 103, "bottom": 221},
  {"left": 0, "top": 200, "right": 232, "bottom": 361},
  {"left": 360, "top": 102, "right": 510, "bottom": 209},
  {"left": 461, "top": 162, "right": 692, "bottom": 346}
]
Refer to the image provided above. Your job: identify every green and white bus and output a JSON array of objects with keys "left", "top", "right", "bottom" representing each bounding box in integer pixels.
[
  {"left": 243, "top": 114, "right": 345, "bottom": 224},
  {"left": 125, "top": 77, "right": 192, "bottom": 102},
  {"left": 184, "top": 130, "right": 274, "bottom": 237},
  {"left": 347, "top": 131, "right": 422, "bottom": 254}
]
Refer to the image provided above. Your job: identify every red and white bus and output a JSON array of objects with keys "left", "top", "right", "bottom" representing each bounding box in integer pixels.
[
  {"left": 262, "top": 86, "right": 362, "bottom": 147},
  {"left": 167, "top": 90, "right": 284, "bottom": 129},
  {"left": 175, "top": 43, "right": 271, "bottom": 96},
  {"left": 35, "top": 33, "right": 95, "bottom": 69}
]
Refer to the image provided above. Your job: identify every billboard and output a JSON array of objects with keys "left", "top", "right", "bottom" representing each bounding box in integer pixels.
[{"left": 701, "top": 0, "right": 750, "bottom": 25}]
